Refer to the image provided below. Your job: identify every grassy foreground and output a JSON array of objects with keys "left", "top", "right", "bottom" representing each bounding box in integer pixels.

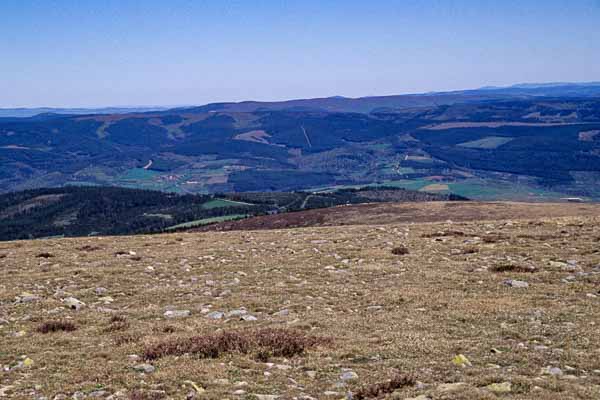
[{"left": 1, "top": 202, "right": 600, "bottom": 399}]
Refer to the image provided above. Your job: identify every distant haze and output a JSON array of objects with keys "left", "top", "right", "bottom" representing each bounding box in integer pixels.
[{"left": 1, "top": 0, "right": 599, "bottom": 107}]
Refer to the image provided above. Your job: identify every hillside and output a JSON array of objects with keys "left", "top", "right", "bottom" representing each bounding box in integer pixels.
[
  {"left": 1, "top": 89, "right": 600, "bottom": 200},
  {"left": 0, "top": 186, "right": 463, "bottom": 241},
  {"left": 1, "top": 201, "right": 600, "bottom": 399}
]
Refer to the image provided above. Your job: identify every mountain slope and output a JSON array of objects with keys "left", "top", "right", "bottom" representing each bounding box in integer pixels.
[
  {"left": 0, "top": 186, "right": 463, "bottom": 241},
  {"left": 1, "top": 92, "right": 600, "bottom": 199},
  {"left": 2, "top": 202, "right": 600, "bottom": 398}
]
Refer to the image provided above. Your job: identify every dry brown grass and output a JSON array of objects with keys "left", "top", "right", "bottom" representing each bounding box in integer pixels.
[
  {"left": 104, "top": 315, "right": 130, "bottom": 332},
  {"left": 391, "top": 245, "right": 409, "bottom": 255},
  {"left": 490, "top": 264, "right": 538, "bottom": 273},
  {"left": 1, "top": 201, "right": 600, "bottom": 399},
  {"left": 143, "top": 328, "right": 328, "bottom": 360},
  {"left": 36, "top": 320, "right": 77, "bottom": 334},
  {"left": 353, "top": 373, "right": 416, "bottom": 399}
]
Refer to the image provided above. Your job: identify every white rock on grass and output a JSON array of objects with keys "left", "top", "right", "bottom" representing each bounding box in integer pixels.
[
  {"left": 340, "top": 371, "right": 358, "bottom": 381},
  {"left": 206, "top": 311, "right": 224, "bottom": 320},
  {"left": 504, "top": 279, "right": 529, "bottom": 288},
  {"left": 63, "top": 297, "right": 85, "bottom": 310},
  {"left": 164, "top": 310, "right": 191, "bottom": 318},
  {"left": 133, "top": 363, "right": 155, "bottom": 373},
  {"left": 226, "top": 309, "right": 248, "bottom": 318},
  {"left": 16, "top": 292, "right": 40, "bottom": 303}
]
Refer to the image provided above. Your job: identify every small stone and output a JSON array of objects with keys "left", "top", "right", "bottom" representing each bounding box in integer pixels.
[
  {"left": 542, "top": 366, "right": 563, "bottom": 376},
  {"left": 98, "top": 296, "right": 114, "bottom": 304},
  {"left": 72, "top": 392, "right": 85, "bottom": 400},
  {"left": 206, "top": 311, "right": 224, "bottom": 320},
  {"left": 306, "top": 370, "right": 317, "bottom": 379},
  {"left": 16, "top": 292, "right": 40, "bottom": 303},
  {"left": 95, "top": 287, "right": 108, "bottom": 295},
  {"left": 273, "top": 309, "right": 290, "bottom": 317},
  {"left": 486, "top": 382, "right": 511, "bottom": 393},
  {"left": 133, "top": 363, "right": 155, "bottom": 373},
  {"left": 401, "top": 395, "right": 431, "bottom": 400},
  {"left": 241, "top": 314, "right": 258, "bottom": 321},
  {"left": 340, "top": 371, "right": 358, "bottom": 381},
  {"left": 254, "top": 395, "right": 279, "bottom": 400},
  {"left": 226, "top": 309, "right": 248, "bottom": 318},
  {"left": 504, "top": 279, "right": 529, "bottom": 288},
  {"left": 63, "top": 297, "right": 85, "bottom": 311},
  {"left": 437, "top": 383, "right": 467, "bottom": 393},
  {"left": 164, "top": 310, "right": 190, "bottom": 318},
  {"left": 88, "top": 390, "right": 108, "bottom": 398}
]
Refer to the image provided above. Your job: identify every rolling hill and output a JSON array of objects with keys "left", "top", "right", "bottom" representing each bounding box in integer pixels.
[
  {"left": 2, "top": 84, "right": 600, "bottom": 200},
  {"left": 0, "top": 186, "right": 464, "bottom": 241},
  {"left": 2, "top": 201, "right": 600, "bottom": 398}
]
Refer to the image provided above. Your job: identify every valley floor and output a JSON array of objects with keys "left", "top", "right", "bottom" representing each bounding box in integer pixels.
[{"left": 1, "top": 202, "right": 600, "bottom": 399}]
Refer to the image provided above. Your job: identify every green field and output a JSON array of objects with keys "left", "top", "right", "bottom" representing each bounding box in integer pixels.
[
  {"left": 310, "top": 178, "right": 576, "bottom": 202},
  {"left": 458, "top": 136, "right": 513, "bottom": 149},
  {"left": 118, "top": 168, "right": 160, "bottom": 181},
  {"left": 165, "top": 214, "right": 248, "bottom": 230},
  {"left": 201, "top": 198, "right": 253, "bottom": 209}
]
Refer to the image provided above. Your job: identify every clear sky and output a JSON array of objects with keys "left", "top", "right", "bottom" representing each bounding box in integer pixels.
[{"left": 1, "top": 0, "right": 599, "bottom": 107}]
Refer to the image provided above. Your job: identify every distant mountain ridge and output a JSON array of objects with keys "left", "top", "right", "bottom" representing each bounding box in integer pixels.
[
  {"left": 1, "top": 83, "right": 600, "bottom": 199},
  {"left": 0, "top": 106, "right": 172, "bottom": 119},
  {"left": 2, "top": 82, "right": 600, "bottom": 118}
]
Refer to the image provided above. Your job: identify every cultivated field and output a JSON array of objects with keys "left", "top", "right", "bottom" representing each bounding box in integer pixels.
[{"left": 1, "top": 202, "right": 600, "bottom": 399}]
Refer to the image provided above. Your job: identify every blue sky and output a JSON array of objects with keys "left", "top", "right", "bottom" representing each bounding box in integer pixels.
[{"left": 1, "top": 0, "right": 599, "bottom": 107}]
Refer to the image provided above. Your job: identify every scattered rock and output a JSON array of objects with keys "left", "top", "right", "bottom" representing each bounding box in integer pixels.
[
  {"left": 486, "top": 382, "right": 511, "bottom": 393},
  {"left": 95, "top": 287, "right": 108, "bottom": 295},
  {"left": 437, "top": 383, "right": 467, "bottom": 393},
  {"left": 504, "top": 279, "right": 529, "bottom": 288},
  {"left": 226, "top": 309, "right": 248, "bottom": 318},
  {"left": 340, "top": 371, "right": 358, "bottom": 381},
  {"left": 206, "top": 311, "right": 224, "bottom": 320},
  {"left": 88, "top": 390, "right": 109, "bottom": 397},
  {"left": 542, "top": 366, "right": 563, "bottom": 376},
  {"left": 400, "top": 395, "right": 430, "bottom": 400},
  {"left": 273, "top": 309, "right": 290, "bottom": 317},
  {"left": 133, "top": 363, "right": 155, "bottom": 373},
  {"left": 63, "top": 297, "right": 85, "bottom": 311},
  {"left": 164, "top": 310, "right": 191, "bottom": 318},
  {"left": 16, "top": 292, "right": 40, "bottom": 303}
]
